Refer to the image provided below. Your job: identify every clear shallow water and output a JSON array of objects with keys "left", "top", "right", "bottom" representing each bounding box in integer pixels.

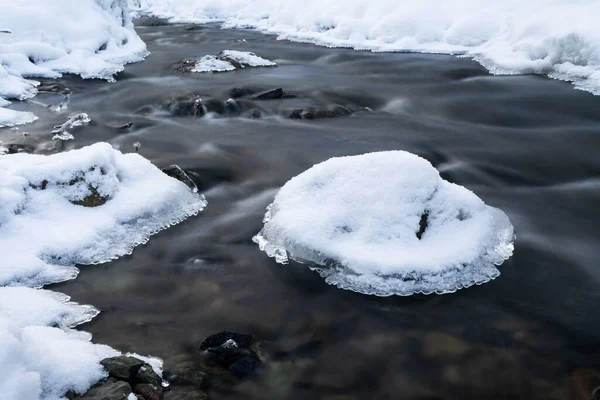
[{"left": 4, "top": 20, "right": 600, "bottom": 400}]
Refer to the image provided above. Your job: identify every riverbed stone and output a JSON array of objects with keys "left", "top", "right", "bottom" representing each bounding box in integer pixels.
[
  {"left": 75, "top": 378, "right": 132, "bottom": 399},
  {"left": 101, "top": 356, "right": 146, "bottom": 381}
]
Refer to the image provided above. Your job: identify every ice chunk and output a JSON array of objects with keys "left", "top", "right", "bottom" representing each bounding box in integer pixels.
[
  {"left": 253, "top": 151, "right": 515, "bottom": 296},
  {"left": 0, "top": 0, "right": 148, "bottom": 126},
  {"left": 51, "top": 113, "right": 92, "bottom": 141},
  {"left": 0, "top": 142, "right": 207, "bottom": 288},
  {"left": 131, "top": 0, "right": 600, "bottom": 95},
  {"left": 191, "top": 51, "right": 275, "bottom": 72}
]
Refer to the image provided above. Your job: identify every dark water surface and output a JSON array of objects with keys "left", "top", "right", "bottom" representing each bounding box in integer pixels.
[{"left": 5, "top": 20, "right": 600, "bottom": 400}]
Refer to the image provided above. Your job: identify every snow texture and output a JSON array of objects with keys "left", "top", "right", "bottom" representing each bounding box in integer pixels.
[
  {"left": 191, "top": 50, "right": 276, "bottom": 73},
  {"left": 0, "top": 287, "right": 119, "bottom": 400},
  {"left": 0, "top": 0, "right": 148, "bottom": 126},
  {"left": 131, "top": 0, "right": 600, "bottom": 95},
  {"left": 253, "top": 151, "right": 515, "bottom": 296},
  {"left": 0, "top": 142, "right": 207, "bottom": 288},
  {"left": 0, "top": 143, "right": 205, "bottom": 399}
]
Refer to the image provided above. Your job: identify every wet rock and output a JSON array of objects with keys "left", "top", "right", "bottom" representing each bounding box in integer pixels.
[
  {"left": 164, "top": 369, "right": 208, "bottom": 389},
  {"left": 133, "top": 383, "right": 162, "bottom": 400},
  {"left": 200, "top": 332, "right": 262, "bottom": 378},
  {"left": 75, "top": 378, "right": 132, "bottom": 400},
  {"left": 199, "top": 332, "right": 253, "bottom": 350},
  {"left": 164, "top": 388, "right": 208, "bottom": 400},
  {"left": 162, "top": 165, "right": 198, "bottom": 192},
  {"left": 133, "top": 364, "right": 162, "bottom": 387},
  {"left": 105, "top": 122, "right": 133, "bottom": 130},
  {"left": 251, "top": 88, "right": 284, "bottom": 101},
  {"left": 591, "top": 386, "right": 600, "bottom": 400},
  {"left": 244, "top": 109, "right": 262, "bottom": 119},
  {"left": 286, "top": 105, "right": 354, "bottom": 120},
  {"left": 4, "top": 144, "right": 34, "bottom": 154},
  {"left": 165, "top": 95, "right": 205, "bottom": 117},
  {"left": 184, "top": 24, "right": 201, "bottom": 31},
  {"left": 170, "top": 59, "right": 197, "bottom": 74},
  {"left": 202, "top": 98, "right": 226, "bottom": 115},
  {"left": 37, "top": 82, "right": 69, "bottom": 94},
  {"left": 228, "top": 87, "right": 256, "bottom": 99},
  {"left": 101, "top": 356, "right": 146, "bottom": 381}
]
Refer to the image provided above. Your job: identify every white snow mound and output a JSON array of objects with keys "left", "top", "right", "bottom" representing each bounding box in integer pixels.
[
  {"left": 0, "top": 143, "right": 203, "bottom": 399},
  {"left": 192, "top": 50, "right": 276, "bottom": 73},
  {"left": 253, "top": 151, "right": 515, "bottom": 296},
  {"left": 0, "top": 0, "right": 148, "bottom": 126},
  {"left": 0, "top": 287, "right": 119, "bottom": 400},
  {"left": 0, "top": 142, "right": 207, "bottom": 288},
  {"left": 131, "top": 0, "right": 600, "bottom": 95}
]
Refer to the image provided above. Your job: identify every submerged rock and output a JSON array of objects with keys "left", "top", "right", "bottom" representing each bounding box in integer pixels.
[
  {"left": 253, "top": 151, "right": 515, "bottom": 296},
  {"left": 251, "top": 88, "right": 284, "bottom": 101},
  {"left": 228, "top": 87, "right": 256, "bottom": 98},
  {"left": 285, "top": 105, "right": 359, "bottom": 120},
  {"left": 165, "top": 95, "right": 205, "bottom": 117},
  {"left": 199, "top": 331, "right": 262, "bottom": 379}
]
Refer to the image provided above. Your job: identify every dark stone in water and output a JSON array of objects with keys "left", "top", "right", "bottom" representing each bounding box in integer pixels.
[
  {"left": 286, "top": 104, "right": 355, "bottom": 120},
  {"left": 162, "top": 165, "right": 198, "bottom": 192},
  {"left": 100, "top": 356, "right": 145, "bottom": 381},
  {"left": 132, "top": 383, "right": 162, "bottom": 400},
  {"left": 199, "top": 332, "right": 253, "bottom": 350},
  {"left": 5, "top": 144, "right": 34, "bottom": 154},
  {"left": 251, "top": 88, "right": 284, "bottom": 101},
  {"left": 164, "top": 369, "right": 208, "bottom": 389},
  {"left": 74, "top": 378, "right": 132, "bottom": 400},
  {"left": 105, "top": 122, "right": 133, "bottom": 130},
  {"left": 37, "top": 82, "right": 69, "bottom": 94},
  {"left": 244, "top": 109, "right": 262, "bottom": 119},
  {"left": 202, "top": 98, "right": 226, "bottom": 115},
  {"left": 166, "top": 95, "right": 205, "bottom": 117},
  {"left": 199, "top": 331, "right": 262, "bottom": 378},
  {"left": 228, "top": 87, "right": 256, "bottom": 98},
  {"left": 164, "top": 388, "right": 208, "bottom": 400},
  {"left": 170, "top": 59, "right": 198, "bottom": 74}
]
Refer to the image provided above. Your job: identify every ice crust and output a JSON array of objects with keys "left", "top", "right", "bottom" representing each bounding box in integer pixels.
[
  {"left": 0, "top": 0, "right": 148, "bottom": 126},
  {"left": 0, "top": 142, "right": 207, "bottom": 287},
  {"left": 131, "top": 0, "right": 600, "bottom": 95},
  {"left": 253, "top": 151, "right": 515, "bottom": 296},
  {"left": 191, "top": 50, "right": 276, "bottom": 73},
  {"left": 0, "top": 143, "right": 205, "bottom": 399}
]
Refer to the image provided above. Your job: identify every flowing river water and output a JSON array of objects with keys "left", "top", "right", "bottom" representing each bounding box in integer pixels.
[{"left": 3, "top": 18, "right": 600, "bottom": 400}]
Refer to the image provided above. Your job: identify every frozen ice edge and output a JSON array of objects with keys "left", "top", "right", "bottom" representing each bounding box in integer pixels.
[
  {"left": 252, "top": 150, "right": 516, "bottom": 297},
  {"left": 253, "top": 227, "right": 515, "bottom": 297}
]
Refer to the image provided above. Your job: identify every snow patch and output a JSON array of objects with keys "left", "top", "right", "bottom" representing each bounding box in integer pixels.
[
  {"left": 191, "top": 50, "right": 275, "bottom": 72},
  {"left": 0, "top": 143, "right": 205, "bottom": 398},
  {"left": 0, "top": 0, "right": 148, "bottom": 126},
  {"left": 253, "top": 151, "right": 515, "bottom": 296},
  {"left": 130, "top": 0, "right": 600, "bottom": 95}
]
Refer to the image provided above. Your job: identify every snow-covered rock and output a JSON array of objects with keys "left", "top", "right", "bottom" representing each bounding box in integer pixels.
[
  {"left": 0, "top": 142, "right": 206, "bottom": 288},
  {"left": 130, "top": 0, "right": 600, "bottom": 95},
  {"left": 0, "top": 143, "right": 205, "bottom": 399},
  {"left": 0, "top": 0, "right": 148, "bottom": 127},
  {"left": 190, "top": 51, "right": 276, "bottom": 73},
  {"left": 253, "top": 151, "right": 515, "bottom": 296}
]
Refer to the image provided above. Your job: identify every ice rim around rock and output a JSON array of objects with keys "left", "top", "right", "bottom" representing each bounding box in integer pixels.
[{"left": 253, "top": 152, "right": 516, "bottom": 297}]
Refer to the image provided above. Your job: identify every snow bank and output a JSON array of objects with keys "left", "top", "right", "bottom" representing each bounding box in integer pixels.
[
  {"left": 253, "top": 151, "right": 514, "bottom": 296},
  {"left": 0, "top": 142, "right": 207, "bottom": 288},
  {"left": 0, "top": 0, "right": 147, "bottom": 126},
  {"left": 131, "top": 0, "right": 600, "bottom": 95},
  {"left": 0, "top": 143, "right": 205, "bottom": 398},
  {"left": 0, "top": 287, "right": 119, "bottom": 399}
]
